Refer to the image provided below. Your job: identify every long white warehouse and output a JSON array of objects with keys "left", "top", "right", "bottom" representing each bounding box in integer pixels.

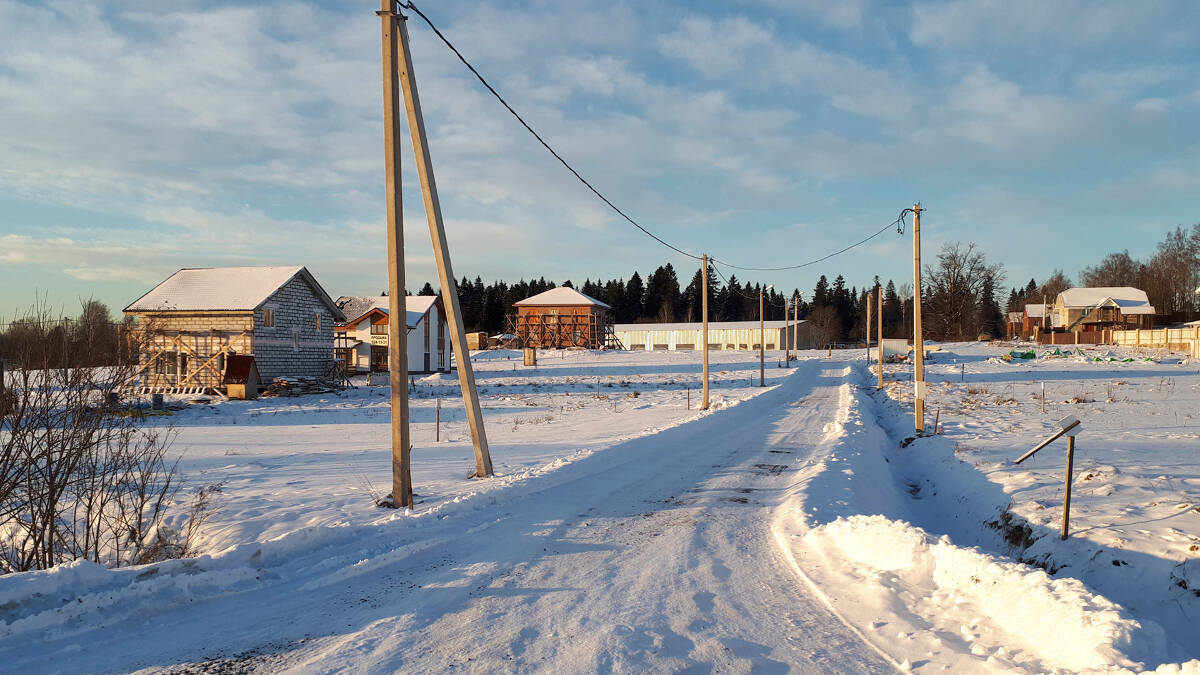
[{"left": 614, "top": 320, "right": 814, "bottom": 351}]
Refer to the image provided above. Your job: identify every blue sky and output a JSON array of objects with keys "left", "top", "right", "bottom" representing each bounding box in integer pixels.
[{"left": 2, "top": 0, "right": 1199, "bottom": 317}]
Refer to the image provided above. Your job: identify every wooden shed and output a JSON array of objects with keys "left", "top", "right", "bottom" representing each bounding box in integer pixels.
[
  {"left": 509, "top": 287, "right": 617, "bottom": 349},
  {"left": 223, "top": 354, "right": 261, "bottom": 399}
]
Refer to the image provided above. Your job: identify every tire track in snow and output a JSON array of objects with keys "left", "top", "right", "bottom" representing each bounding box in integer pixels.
[{"left": 2, "top": 359, "right": 894, "bottom": 674}]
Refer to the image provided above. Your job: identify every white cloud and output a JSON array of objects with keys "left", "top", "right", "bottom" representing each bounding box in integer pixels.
[{"left": 910, "top": 0, "right": 1186, "bottom": 49}]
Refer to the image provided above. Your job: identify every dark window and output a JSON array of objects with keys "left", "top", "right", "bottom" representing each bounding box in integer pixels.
[{"left": 155, "top": 351, "right": 177, "bottom": 375}]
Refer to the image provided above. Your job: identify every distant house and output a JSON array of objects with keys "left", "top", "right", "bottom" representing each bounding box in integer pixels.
[
  {"left": 333, "top": 295, "right": 447, "bottom": 374},
  {"left": 511, "top": 287, "right": 616, "bottom": 349},
  {"left": 614, "top": 320, "right": 815, "bottom": 351},
  {"left": 123, "top": 266, "right": 344, "bottom": 393},
  {"left": 1052, "top": 287, "right": 1155, "bottom": 332},
  {"left": 1019, "top": 303, "right": 1050, "bottom": 338}
]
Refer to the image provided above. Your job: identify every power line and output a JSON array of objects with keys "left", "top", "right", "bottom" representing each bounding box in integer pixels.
[
  {"left": 400, "top": 1, "right": 700, "bottom": 262},
  {"left": 399, "top": 1, "right": 914, "bottom": 275}
]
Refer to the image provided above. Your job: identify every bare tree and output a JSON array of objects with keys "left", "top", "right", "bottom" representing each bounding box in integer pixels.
[
  {"left": 807, "top": 305, "right": 841, "bottom": 348},
  {"left": 922, "top": 242, "right": 1005, "bottom": 341},
  {"left": 1038, "top": 270, "right": 1073, "bottom": 303}
]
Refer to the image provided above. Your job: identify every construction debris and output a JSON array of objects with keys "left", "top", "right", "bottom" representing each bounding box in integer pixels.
[{"left": 259, "top": 376, "right": 344, "bottom": 398}]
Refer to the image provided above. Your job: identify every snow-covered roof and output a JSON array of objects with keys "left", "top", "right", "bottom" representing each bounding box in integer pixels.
[
  {"left": 513, "top": 287, "right": 611, "bottom": 309},
  {"left": 335, "top": 295, "right": 388, "bottom": 323},
  {"left": 125, "top": 266, "right": 343, "bottom": 318},
  {"left": 1058, "top": 287, "right": 1155, "bottom": 314},
  {"left": 1024, "top": 303, "right": 1048, "bottom": 318},
  {"left": 614, "top": 320, "right": 800, "bottom": 331},
  {"left": 341, "top": 296, "right": 439, "bottom": 330}
]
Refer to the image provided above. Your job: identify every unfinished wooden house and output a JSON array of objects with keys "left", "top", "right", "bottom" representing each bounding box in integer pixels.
[
  {"left": 510, "top": 287, "right": 616, "bottom": 349},
  {"left": 122, "top": 266, "right": 345, "bottom": 394}
]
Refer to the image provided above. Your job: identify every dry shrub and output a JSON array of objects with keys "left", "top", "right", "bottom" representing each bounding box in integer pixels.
[{"left": 0, "top": 303, "right": 212, "bottom": 573}]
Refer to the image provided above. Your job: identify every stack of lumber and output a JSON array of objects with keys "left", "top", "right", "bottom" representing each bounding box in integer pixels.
[{"left": 259, "top": 376, "right": 340, "bottom": 398}]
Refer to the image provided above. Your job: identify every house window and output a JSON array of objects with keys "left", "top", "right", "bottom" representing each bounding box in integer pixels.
[
  {"left": 263, "top": 307, "right": 275, "bottom": 327},
  {"left": 155, "top": 351, "right": 177, "bottom": 375},
  {"left": 315, "top": 313, "right": 321, "bottom": 330},
  {"left": 292, "top": 329, "right": 299, "bottom": 352},
  {"left": 371, "top": 322, "right": 388, "bottom": 335}
]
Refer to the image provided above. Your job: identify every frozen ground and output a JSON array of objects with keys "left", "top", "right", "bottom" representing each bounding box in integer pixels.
[{"left": 2, "top": 345, "right": 1199, "bottom": 673}]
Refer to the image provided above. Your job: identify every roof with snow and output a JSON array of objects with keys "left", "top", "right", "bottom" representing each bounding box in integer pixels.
[
  {"left": 125, "top": 266, "right": 343, "bottom": 318},
  {"left": 513, "top": 287, "right": 611, "bottom": 309},
  {"left": 1024, "top": 303, "right": 1048, "bottom": 318},
  {"left": 334, "top": 295, "right": 388, "bottom": 323},
  {"left": 339, "top": 296, "right": 440, "bottom": 330},
  {"left": 1058, "top": 287, "right": 1155, "bottom": 315}
]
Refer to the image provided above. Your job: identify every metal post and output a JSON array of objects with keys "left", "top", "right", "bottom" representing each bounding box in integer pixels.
[
  {"left": 436, "top": 397, "right": 440, "bottom": 442},
  {"left": 396, "top": 11, "right": 492, "bottom": 477},
  {"left": 1061, "top": 435, "right": 1075, "bottom": 539},
  {"left": 1041, "top": 382, "right": 1046, "bottom": 414},
  {"left": 379, "top": 0, "right": 412, "bottom": 508},
  {"left": 701, "top": 254, "right": 710, "bottom": 410},
  {"left": 912, "top": 203, "right": 925, "bottom": 434}
]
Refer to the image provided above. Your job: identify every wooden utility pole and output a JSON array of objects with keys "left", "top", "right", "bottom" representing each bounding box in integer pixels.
[
  {"left": 876, "top": 284, "right": 883, "bottom": 389},
  {"left": 793, "top": 294, "right": 800, "bottom": 354},
  {"left": 784, "top": 295, "right": 792, "bottom": 362},
  {"left": 758, "top": 285, "right": 766, "bottom": 387},
  {"left": 912, "top": 203, "right": 925, "bottom": 434},
  {"left": 701, "top": 254, "right": 710, "bottom": 410},
  {"left": 396, "top": 11, "right": 493, "bottom": 477},
  {"left": 379, "top": 0, "right": 412, "bottom": 508},
  {"left": 866, "top": 285, "right": 872, "bottom": 362}
]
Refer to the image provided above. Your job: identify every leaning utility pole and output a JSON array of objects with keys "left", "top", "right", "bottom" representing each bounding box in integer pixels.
[
  {"left": 912, "top": 203, "right": 925, "bottom": 434},
  {"left": 395, "top": 8, "right": 493, "bottom": 477},
  {"left": 379, "top": 0, "right": 412, "bottom": 507},
  {"left": 701, "top": 254, "right": 710, "bottom": 410}
]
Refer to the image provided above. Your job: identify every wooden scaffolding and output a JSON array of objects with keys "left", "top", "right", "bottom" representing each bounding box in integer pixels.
[
  {"left": 507, "top": 309, "right": 620, "bottom": 349},
  {"left": 119, "top": 329, "right": 253, "bottom": 397}
]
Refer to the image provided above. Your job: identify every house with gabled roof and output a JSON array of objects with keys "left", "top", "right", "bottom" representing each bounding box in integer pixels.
[
  {"left": 1052, "top": 287, "right": 1155, "bottom": 333},
  {"left": 510, "top": 287, "right": 616, "bottom": 348},
  {"left": 123, "top": 266, "right": 344, "bottom": 394},
  {"left": 333, "top": 295, "right": 448, "bottom": 374}
]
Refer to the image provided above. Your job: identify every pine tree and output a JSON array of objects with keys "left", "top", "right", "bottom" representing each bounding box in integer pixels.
[{"left": 811, "top": 275, "right": 830, "bottom": 308}]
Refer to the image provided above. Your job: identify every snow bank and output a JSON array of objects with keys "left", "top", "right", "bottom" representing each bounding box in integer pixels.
[
  {"left": 773, "top": 356, "right": 1200, "bottom": 674},
  {"left": 808, "top": 514, "right": 1161, "bottom": 673}
]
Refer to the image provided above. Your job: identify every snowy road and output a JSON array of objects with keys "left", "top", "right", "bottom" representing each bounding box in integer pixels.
[{"left": 3, "top": 360, "right": 894, "bottom": 673}]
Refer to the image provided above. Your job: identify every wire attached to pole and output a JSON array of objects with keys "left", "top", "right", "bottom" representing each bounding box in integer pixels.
[{"left": 401, "top": 1, "right": 920, "bottom": 274}]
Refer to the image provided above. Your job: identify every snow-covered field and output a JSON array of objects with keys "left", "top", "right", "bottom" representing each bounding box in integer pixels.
[
  {"left": 2, "top": 344, "right": 1199, "bottom": 673},
  {"left": 165, "top": 348, "right": 783, "bottom": 551}
]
